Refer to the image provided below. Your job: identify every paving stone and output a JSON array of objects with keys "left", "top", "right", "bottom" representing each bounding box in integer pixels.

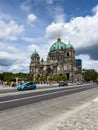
[{"left": 54, "top": 101, "right": 98, "bottom": 130}]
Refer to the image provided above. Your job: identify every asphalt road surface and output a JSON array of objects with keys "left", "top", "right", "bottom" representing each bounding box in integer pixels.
[
  {"left": 0, "top": 84, "right": 98, "bottom": 111},
  {"left": 0, "top": 83, "right": 98, "bottom": 130}
]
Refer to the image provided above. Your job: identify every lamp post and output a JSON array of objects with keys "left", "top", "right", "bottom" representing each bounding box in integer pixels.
[{"left": 71, "top": 64, "right": 74, "bottom": 83}]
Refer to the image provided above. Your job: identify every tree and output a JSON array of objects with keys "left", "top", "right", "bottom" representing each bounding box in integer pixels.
[
  {"left": 40, "top": 75, "right": 46, "bottom": 82},
  {"left": 0, "top": 73, "right": 4, "bottom": 81},
  {"left": 48, "top": 74, "right": 66, "bottom": 82},
  {"left": 0, "top": 72, "right": 33, "bottom": 82},
  {"left": 84, "top": 70, "right": 98, "bottom": 82}
]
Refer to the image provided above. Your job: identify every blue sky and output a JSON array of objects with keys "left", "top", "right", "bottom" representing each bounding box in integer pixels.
[{"left": 0, "top": 0, "right": 98, "bottom": 73}]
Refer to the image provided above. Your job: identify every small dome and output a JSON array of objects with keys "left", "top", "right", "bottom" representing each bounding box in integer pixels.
[
  {"left": 49, "top": 34, "right": 66, "bottom": 52},
  {"left": 32, "top": 50, "right": 39, "bottom": 56},
  {"left": 66, "top": 41, "right": 74, "bottom": 49}
]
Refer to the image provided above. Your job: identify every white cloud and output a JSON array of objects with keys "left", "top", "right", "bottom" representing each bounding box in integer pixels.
[
  {"left": 0, "top": 19, "right": 24, "bottom": 41},
  {"left": 0, "top": 42, "right": 30, "bottom": 73},
  {"left": 45, "top": 22, "right": 65, "bottom": 40},
  {"left": 0, "top": 40, "right": 49, "bottom": 73},
  {"left": 0, "top": 50, "right": 30, "bottom": 73},
  {"left": 0, "top": 51, "right": 18, "bottom": 67},
  {"left": 28, "top": 44, "right": 39, "bottom": 52},
  {"left": 54, "top": 6, "right": 66, "bottom": 23},
  {"left": 92, "top": 4, "right": 98, "bottom": 15},
  {"left": 22, "top": 36, "right": 43, "bottom": 43},
  {"left": 45, "top": 5, "right": 98, "bottom": 71},
  {"left": 45, "top": 5, "right": 98, "bottom": 49},
  {"left": 76, "top": 54, "right": 98, "bottom": 71},
  {"left": 0, "top": 42, "right": 17, "bottom": 52},
  {"left": 0, "top": 41, "right": 49, "bottom": 73},
  {"left": 27, "top": 13, "right": 37, "bottom": 24},
  {"left": 28, "top": 43, "right": 50, "bottom": 60},
  {"left": 1, "top": 4, "right": 98, "bottom": 73},
  {"left": 47, "top": 5, "right": 66, "bottom": 23}
]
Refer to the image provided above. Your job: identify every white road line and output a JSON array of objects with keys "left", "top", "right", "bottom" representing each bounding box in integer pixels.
[
  {"left": 0, "top": 84, "right": 94, "bottom": 104},
  {"left": 0, "top": 88, "right": 77, "bottom": 104},
  {"left": 0, "top": 84, "right": 92, "bottom": 98}
]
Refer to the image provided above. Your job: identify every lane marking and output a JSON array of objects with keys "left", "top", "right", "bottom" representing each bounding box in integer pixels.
[
  {"left": 0, "top": 86, "right": 95, "bottom": 104},
  {"left": 0, "top": 84, "right": 93, "bottom": 98}
]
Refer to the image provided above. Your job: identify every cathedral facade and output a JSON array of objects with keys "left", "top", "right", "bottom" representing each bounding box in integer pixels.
[{"left": 30, "top": 34, "right": 82, "bottom": 82}]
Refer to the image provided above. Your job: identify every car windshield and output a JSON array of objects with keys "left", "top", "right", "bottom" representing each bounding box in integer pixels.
[
  {"left": 20, "top": 82, "right": 29, "bottom": 85},
  {"left": 26, "top": 82, "right": 34, "bottom": 85},
  {"left": 60, "top": 82, "right": 64, "bottom": 84}
]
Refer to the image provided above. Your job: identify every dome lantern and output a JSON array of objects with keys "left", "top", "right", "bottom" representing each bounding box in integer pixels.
[
  {"left": 57, "top": 33, "right": 61, "bottom": 42},
  {"left": 49, "top": 34, "right": 66, "bottom": 52}
]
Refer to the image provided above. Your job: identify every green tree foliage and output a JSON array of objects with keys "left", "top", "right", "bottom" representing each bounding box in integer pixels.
[
  {"left": 0, "top": 72, "right": 67, "bottom": 83},
  {"left": 0, "top": 73, "right": 4, "bottom": 81},
  {"left": 40, "top": 75, "right": 46, "bottom": 82},
  {"left": 84, "top": 70, "right": 98, "bottom": 82},
  {"left": 0, "top": 72, "right": 32, "bottom": 82},
  {"left": 48, "top": 74, "right": 66, "bottom": 82},
  {"left": 34, "top": 75, "right": 46, "bottom": 83},
  {"left": 34, "top": 75, "right": 40, "bottom": 83},
  {"left": 2, "top": 72, "right": 14, "bottom": 81}
]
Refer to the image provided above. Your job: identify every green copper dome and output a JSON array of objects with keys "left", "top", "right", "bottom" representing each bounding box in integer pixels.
[
  {"left": 49, "top": 34, "right": 66, "bottom": 52},
  {"left": 32, "top": 50, "right": 39, "bottom": 56},
  {"left": 66, "top": 41, "right": 74, "bottom": 49}
]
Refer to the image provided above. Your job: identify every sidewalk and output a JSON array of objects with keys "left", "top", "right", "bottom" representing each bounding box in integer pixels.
[{"left": 52, "top": 97, "right": 98, "bottom": 130}]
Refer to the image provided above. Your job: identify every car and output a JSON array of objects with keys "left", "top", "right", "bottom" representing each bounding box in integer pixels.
[
  {"left": 96, "top": 81, "right": 98, "bottom": 84},
  {"left": 76, "top": 81, "right": 82, "bottom": 85},
  {"left": 59, "top": 81, "right": 68, "bottom": 86},
  {"left": 17, "top": 82, "right": 36, "bottom": 91}
]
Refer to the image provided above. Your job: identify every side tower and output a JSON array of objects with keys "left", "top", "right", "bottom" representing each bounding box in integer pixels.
[
  {"left": 65, "top": 41, "right": 76, "bottom": 81},
  {"left": 30, "top": 50, "right": 40, "bottom": 79},
  {"left": 76, "top": 59, "right": 82, "bottom": 81}
]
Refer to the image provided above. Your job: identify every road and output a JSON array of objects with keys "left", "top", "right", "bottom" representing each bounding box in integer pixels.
[
  {"left": 0, "top": 83, "right": 98, "bottom": 130},
  {"left": 0, "top": 84, "right": 98, "bottom": 111},
  {"left": 0, "top": 84, "right": 56, "bottom": 94}
]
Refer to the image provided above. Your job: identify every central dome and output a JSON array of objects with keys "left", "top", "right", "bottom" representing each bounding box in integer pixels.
[{"left": 49, "top": 34, "right": 66, "bottom": 52}]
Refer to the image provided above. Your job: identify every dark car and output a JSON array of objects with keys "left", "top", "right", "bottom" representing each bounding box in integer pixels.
[
  {"left": 59, "top": 81, "right": 68, "bottom": 86},
  {"left": 17, "top": 82, "right": 36, "bottom": 91}
]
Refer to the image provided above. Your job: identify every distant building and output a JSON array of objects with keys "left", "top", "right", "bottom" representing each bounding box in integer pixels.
[{"left": 30, "top": 34, "right": 82, "bottom": 82}]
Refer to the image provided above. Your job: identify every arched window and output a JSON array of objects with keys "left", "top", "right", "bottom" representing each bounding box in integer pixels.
[
  {"left": 61, "top": 46, "right": 63, "bottom": 50},
  {"left": 67, "top": 52, "right": 69, "bottom": 56}
]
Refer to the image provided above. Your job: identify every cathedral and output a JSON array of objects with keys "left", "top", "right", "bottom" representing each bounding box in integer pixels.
[{"left": 30, "top": 34, "right": 82, "bottom": 82}]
